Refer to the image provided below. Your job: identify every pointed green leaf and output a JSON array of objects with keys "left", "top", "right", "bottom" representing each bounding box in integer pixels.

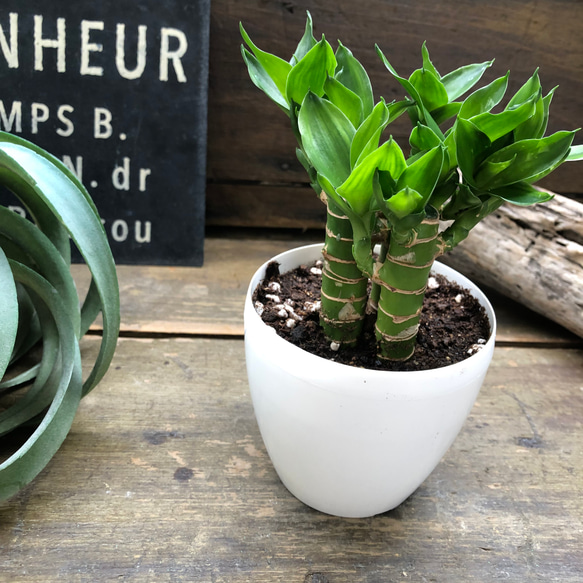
[
  {"left": 476, "top": 130, "right": 576, "bottom": 188},
  {"left": 507, "top": 69, "right": 541, "bottom": 109},
  {"left": 324, "top": 75, "right": 364, "bottom": 128},
  {"left": 421, "top": 42, "right": 440, "bottom": 79},
  {"left": 241, "top": 47, "right": 290, "bottom": 110},
  {"left": 291, "top": 11, "right": 317, "bottom": 65},
  {"left": 335, "top": 42, "right": 374, "bottom": 117},
  {"left": 459, "top": 73, "right": 509, "bottom": 120},
  {"left": 350, "top": 100, "right": 390, "bottom": 168},
  {"left": 489, "top": 181, "right": 554, "bottom": 205},
  {"left": 441, "top": 59, "right": 493, "bottom": 101},
  {"left": 386, "top": 187, "right": 424, "bottom": 218},
  {"left": 537, "top": 87, "right": 556, "bottom": 139},
  {"left": 396, "top": 144, "right": 445, "bottom": 205},
  {"left": 410, "top": 123, "right": 441, "bottom": 154},
  {"left": 286, "top": 37, "right": 336, "bottom": 105},
  {"left": 338, "top": 139, "right": 406, "bottom": 216},
  {"left": 240, "top": 23, "right": 292, "bottom": 100},
  {"left": 470, "top": 94, "right": 537, "bottom": 142},
  {"left": 298, "top": 91, "right": 355, "bottom": 187},
  {"left": 377, "top": 45, "right": 445, "bottom": 138},
  {"left": 455, "top": 118, "right": 492, "bottom": 187},
  {"left": 409, "top": 68, "right": 449, "bottom": 111}
]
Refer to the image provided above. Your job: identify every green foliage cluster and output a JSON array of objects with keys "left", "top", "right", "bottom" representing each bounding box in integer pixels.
[
  {"left": 0, "top": 132, "right": 120, "bottom": 500},
  {"left": 242, "top": 13, "right": 582, "bottom": 360}
]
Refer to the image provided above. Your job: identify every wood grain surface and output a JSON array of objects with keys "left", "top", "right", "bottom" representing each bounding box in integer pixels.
[
  {"left": 70, "top": 237, "right": 581, "bottom": 346},
  {"left": 442, "top": 193, "right": 583, "bottom": 339},
  {"left": 206, "top": 0, "right": 583, "bottom": 229},
  {"left": 1, "top": 336, "right": 582, "bottom": 582}
]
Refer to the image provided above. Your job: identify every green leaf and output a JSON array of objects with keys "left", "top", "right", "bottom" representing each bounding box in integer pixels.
[
  {"left": 431, "top": 102, "right": 462, "bottom": 125},
  {"left": 240, "top": 23, "right": 292, "bottom": 101},
  {"left": 537, "top": 87, "right": 556, "bottom": 139},
  {"left": 0, "top": 206, "right": 81, "bottom": 336},
  {"left": 421, "top": 42, "right": 440, "bottom": 79},
  {"left": 409, "top": 123, "right": 441, "bottom": 154},
  {"left": 0, "top": 141, "right": 120, "bottom": 396},
  {"left": 0, "top": 247, "right": 18, "bottom": 380},
  {"left": 376, "top": 45, "right": 444, "bottom": 138},
  {"left": 567, "top": 144, "right": 583, "bottom": 161},
  {"left": 396, "top": 144, "right": 445, "bottom": 206},
  {"left": 0, "top": 261, "right": 82, "bottom": 501},
  {"left": 324, "top": 75, "right": 364, "bottom": 128},
  {"left": 470, "top": 93, "right": 538, "bottom": 142},
  {"left": 286, "top": 37, "right": 336, "bottom": 105},
  {"left": 441, "top": 59, "right": 494, "bottom": 101},
  {"left": 386, "top": 187, "right": 424, "bottom": 219},
  {"left": 489, "top": 181, "right": 554, "bottom": 205},
  {"left": 350, "top": 100, "right": 390, "bottom": 168},
  {"left": 455, "top": 118, "right": 492, "bottom": 187},
  {"left": 459, "top": 73, "right": 509, "bottom": 120},
  {"left": 335, "top": 42, "right": 375, "bottom": 117},
  {"left": 241, "top": 47, "right": 290, "bottom": 110},
  {"left": 298, "top": 91, "right": 355, "bottom": 187},
  {"left": 507, "top": 69, "right": 541, "bottom": 109},
  {"left": 409, "top": 68, "right": 449, "bottom": 112},
  {"left": 291, "top": 12, "right": 317, "bottom": 65},
  {"left": 475, "top": 130, "right": 576, "bottom": 188},
  {"left": 337, "top": 139, "right": 406, "bottom": 216}
]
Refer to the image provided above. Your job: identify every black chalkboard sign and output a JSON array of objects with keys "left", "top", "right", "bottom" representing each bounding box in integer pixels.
[{"left": 0, "top": 1, "right": 209, "bottom": 266}]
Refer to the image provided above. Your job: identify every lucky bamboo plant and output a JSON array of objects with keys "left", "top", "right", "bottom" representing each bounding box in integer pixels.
[
  {"left": 241, "top": 13, "right": 582, "bottom": 361},
  {"left": 0, "top": 132, "right": 120, "bottom": 500}
]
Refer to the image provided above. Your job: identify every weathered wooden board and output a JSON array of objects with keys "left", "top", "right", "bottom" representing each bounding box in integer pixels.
[
  {"left": 0, "top": 337, "right": 581, "bottom": 582},
  {"left": 206, "top": 0, "right": 583, "bottom": 228},
  {"left": 442, "top": 193, "right": 583, "bottom": 339},
  {"left": 71, "top": 237, "right": 581, "bottom": 345}
]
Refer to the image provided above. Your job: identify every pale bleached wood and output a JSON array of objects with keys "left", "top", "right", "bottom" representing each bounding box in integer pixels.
[
  {"left": 442, "top": 193, "right": 583, "bottom": 338},
  {"left": 0, "top": 337, "right": 581, "bottom": 582}
]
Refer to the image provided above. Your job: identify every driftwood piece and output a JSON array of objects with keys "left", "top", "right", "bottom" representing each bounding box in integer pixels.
[{"left": 441, "top": 193, "right": 583, "bottom": 338}]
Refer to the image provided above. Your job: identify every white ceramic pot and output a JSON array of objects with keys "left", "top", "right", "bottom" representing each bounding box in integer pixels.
[{"left": 244, "top": 244, "right": 496, "bottom": 518}]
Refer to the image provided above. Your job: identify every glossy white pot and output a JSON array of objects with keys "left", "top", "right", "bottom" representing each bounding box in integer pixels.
[{"left": 244, "top": 244, "right": 496, "bottom": 518}]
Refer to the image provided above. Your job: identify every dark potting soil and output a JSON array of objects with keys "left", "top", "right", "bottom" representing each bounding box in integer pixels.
[{"left": 252, "top": 260, "right": 491, "bottom": 372}]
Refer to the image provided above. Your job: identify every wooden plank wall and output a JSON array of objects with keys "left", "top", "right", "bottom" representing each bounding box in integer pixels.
[{"left": 205, "top": 0, "right": 583, "bottom": 230}]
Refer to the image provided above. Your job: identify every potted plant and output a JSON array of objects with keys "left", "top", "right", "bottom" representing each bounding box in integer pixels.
[
  {"left": 241, "top": 14, "right": 582, "bottom": 517},
  {"left": 0, "top": 132, "right": 120, "bottom": 500}
]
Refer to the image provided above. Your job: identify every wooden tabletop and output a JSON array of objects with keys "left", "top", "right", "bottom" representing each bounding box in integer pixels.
[{"left": 1, "top": 236, "right": 582, "bottom": 582}]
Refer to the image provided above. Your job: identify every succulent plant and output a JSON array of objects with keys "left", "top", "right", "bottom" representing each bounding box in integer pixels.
[
  {"left": 0, "top": 132, "right": 119, "bottom": 500},
  {"left": 242, "top": 13, "right": 582, "bottom": 361}
]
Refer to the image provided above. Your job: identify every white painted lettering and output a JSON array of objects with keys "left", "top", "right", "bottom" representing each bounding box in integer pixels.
[
  {"left": 31, "top": 102, "right": 49, "bottom": 133},
  {"left": 80, "top": 20, "right": 104, "bottom": 76},
  {"left": 139, "top": 168, "right": 151, "bottom": 192},
  {"left": 111, "top": 219, "right": 129, "bottom": 242},
  {"left": 56, "top": 104, "right": 74, "bottom": 137},
  {"left": 94, "top": 107, "right": 113, "bottom": 139},
  {"left": 159, "top": 27, "right": 187, "bottom": 82},
  {"left": 112, "top": 157, "right": 130, "bottom": 190},
  {"left": 0, "top": 13, "right": 18, "bottom": 69},
  {"left": 135, "top": 221, "right": 152, "bottom": 243},
  {"left": 62, "top": 155, "right": 83, "bottom": 181},
  {"left": 0, "top": 100, "right": 22, "bottom": 132},
  {"left": 116, "top": 24, "right": 147, "bottom": 80},
  {"left": 34, "top": 15, "right": 66, "bottom": 72}
]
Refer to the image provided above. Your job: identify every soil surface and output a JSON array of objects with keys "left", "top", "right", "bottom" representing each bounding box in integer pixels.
[{"left": 252, "top": 260, "right": 491, "bottom": 372}]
